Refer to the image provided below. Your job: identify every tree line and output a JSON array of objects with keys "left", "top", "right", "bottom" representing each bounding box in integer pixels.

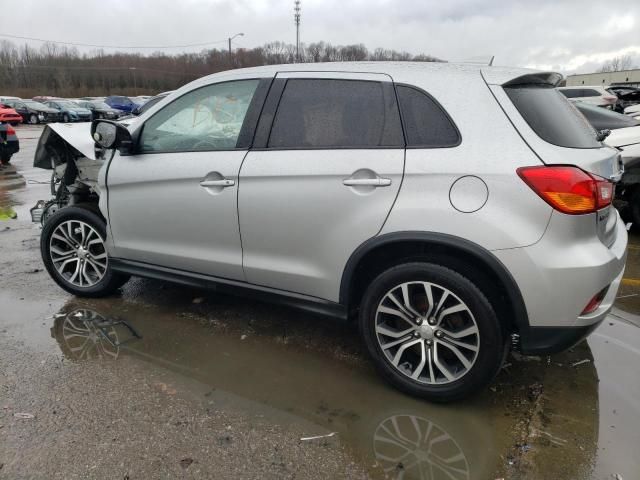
[{"left": 0, "top": 40, "right": 442, "bottom": 98}]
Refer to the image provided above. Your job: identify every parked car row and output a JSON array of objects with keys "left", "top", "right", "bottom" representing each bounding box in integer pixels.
[
  {"left": 559, "top": 85, "right": 640, "bottom": 112},
  {"left": 0, "top": 94, "right": 168, "bottom": 125}
]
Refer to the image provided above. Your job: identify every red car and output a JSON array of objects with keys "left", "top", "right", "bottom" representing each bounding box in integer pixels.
[{"left": 0, "top": 104, "right": 23, "bottom": 125}]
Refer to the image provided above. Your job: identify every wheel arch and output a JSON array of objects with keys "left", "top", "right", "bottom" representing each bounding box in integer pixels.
[{"left": 340, "top": 232, "right": 529, "bottom": 333}]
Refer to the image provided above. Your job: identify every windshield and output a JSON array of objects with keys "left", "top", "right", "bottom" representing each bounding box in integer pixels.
[
  {"left": 57, "top": 101, "right": 80, "bottom": 108},
  {"left": 24, "top": 101, "right": 47, "bottom": 109}
]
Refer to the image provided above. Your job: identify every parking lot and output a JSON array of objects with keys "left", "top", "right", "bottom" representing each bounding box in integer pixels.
[{"left": 1, "top": 125, "right": 639, "bottom": 479}]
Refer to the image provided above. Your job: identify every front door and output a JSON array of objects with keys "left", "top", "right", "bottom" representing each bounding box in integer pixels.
[
  {"left": 238, "top": 73, "right": 406, "bottom": 301},
  {"left": 106, "top": 78, "right": 266, "bottom": 280}
]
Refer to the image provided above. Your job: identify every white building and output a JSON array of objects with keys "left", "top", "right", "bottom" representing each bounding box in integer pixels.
[{"left": 566, "top": 69, "right": 640, "bottom": 88}]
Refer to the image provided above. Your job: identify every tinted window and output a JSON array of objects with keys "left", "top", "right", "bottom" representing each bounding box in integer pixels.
[
  {"left": 582, "top": 89, "right": 602, "bottom": 97},
  {"left": 505, "top": 85, "right": 600, "bottom": 149},
  {"left": 396, "top": 85, "right": 460, "bottom": 147},
  {"left": 559, "top": 89, "right": 582, "bottom": 99},
  {"left": 139, "top": 79, "right": 259, "bottom": 153},
  {"left": 268, "top": 79, "right": 403, "bottom": 148}
]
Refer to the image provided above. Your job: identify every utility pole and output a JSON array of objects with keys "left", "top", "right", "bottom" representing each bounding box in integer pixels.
[
  {"left": 228, "top": 33, "right": 244, "bottom": 67},
  {"left": 294, "top": 0, "right": 301, "bottom": 62}
]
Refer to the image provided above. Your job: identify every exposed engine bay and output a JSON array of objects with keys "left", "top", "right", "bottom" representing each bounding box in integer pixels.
[{"left": 31, "top": 123, "right": 106, "bottom": 224}]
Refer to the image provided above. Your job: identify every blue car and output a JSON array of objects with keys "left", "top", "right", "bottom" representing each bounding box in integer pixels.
[
  {"left": 44, "top": 100, "right": 92, "bottom": 122},
  {"left": 105, "top": 95, "right": 140, "bottom": 113}
]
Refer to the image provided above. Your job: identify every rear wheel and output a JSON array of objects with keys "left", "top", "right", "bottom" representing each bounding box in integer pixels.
[
  {"left": 62, "top": 114, "right": 70, "bottom": 123},
  {"left": 629, "top": 187, "right": 640, "bottom": 228},
  {"left": 41, "top": 206, "right": 129, "bottom": 297},
  {"left": 359, "top": 262, "right": 504, "bottom": 402}
]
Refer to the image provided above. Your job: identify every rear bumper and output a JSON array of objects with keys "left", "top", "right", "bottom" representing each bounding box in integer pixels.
[{"left": 493, "top": 210, "right": 627, "bottom": 352}]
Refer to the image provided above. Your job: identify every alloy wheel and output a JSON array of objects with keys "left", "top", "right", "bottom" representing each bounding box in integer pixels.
[
  {"left": 49, "top": 220, "right": 108, "bottom": 287},
  {"left": 375, "top": 281, "right": 480, "bottom": 385}
]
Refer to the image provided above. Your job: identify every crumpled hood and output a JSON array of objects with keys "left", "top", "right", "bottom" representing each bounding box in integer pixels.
[
  {"left": 605, "top": 125, "right": 640, "bottom": 148},
  {"left": 47, "top": 122, "right": 96, "bottom": 160}
]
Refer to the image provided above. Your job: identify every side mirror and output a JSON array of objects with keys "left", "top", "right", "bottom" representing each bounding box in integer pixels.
[{"left": 91, "top": 120, "right": 133, "bottom": 154}]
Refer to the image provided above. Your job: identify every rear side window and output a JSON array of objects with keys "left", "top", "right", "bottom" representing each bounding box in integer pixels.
[
  {"left": 396, "top": 85, "right": 460, "bottom": 147},
  {"left": 582, "top": 89, "right": 602, "bottom": 97},
  {"left": 268, "top": 79, "right": 403, "bottom": 148},
  {"left": 505, "top": 85, "right": 600, "bottom": 149}
]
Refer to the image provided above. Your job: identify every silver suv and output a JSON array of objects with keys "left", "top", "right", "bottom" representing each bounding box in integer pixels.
[{"left": 37, "top": 63, "right": 628, "bottom": 402}]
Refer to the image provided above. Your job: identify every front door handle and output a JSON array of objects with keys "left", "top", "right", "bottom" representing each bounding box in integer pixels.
[
  {"left": 343, "top": 177, "right": 392, "bottom": 187},
  {"left": 200, "top": 179, "right": 235, "bottom": 188}
]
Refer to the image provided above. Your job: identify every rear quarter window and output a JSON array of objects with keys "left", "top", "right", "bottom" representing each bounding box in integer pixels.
[
  {"left": 396, "top": 85, "right": 460, "bottom": 147},
  {"left": 505, "top": 85, "right": 600, "bottom": 149}
]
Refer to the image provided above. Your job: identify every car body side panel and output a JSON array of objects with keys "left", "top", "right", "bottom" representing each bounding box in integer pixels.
[{"left": 380, "top": 70, "right": 552, "bottom": 250}]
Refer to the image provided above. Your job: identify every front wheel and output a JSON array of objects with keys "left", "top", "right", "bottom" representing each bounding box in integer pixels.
[
  {"left": 62, "top": 114, "right": 70, "bottom": 123},
  {"left": 29, "top": 114, "right": 39, "bottom": 124},
  {"left": 40, "top": 206, "right": 129, "bottom": 297},
  {"left": 0, "top": 154, "right": 11, "bottom": 165},
  {"left": 359, "top": 262, "right": 504, "bottom": 402}
]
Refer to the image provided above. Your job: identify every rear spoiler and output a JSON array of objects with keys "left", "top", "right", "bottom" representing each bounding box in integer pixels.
[{"left": 503, "top": 72, "right": 563, "bottom": 88}]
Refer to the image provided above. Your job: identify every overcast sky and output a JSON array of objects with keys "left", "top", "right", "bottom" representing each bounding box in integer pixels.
[{"left": 5, "top": 0, "right": 640, "bottom": 74}]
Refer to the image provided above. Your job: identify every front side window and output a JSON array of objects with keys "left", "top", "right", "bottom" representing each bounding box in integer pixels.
[
  {"left": 268, "top": 79, "right": 403, "bottom": 148},
  {"left": 139, "top": 80, "right": 259, "bottom": 153}
]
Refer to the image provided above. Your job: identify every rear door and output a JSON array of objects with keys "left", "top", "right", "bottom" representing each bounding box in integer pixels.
[{"left": 238, "top": 72, "right": 406, "bottom": 301}]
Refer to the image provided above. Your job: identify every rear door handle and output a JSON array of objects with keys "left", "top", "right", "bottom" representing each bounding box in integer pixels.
[
  {"left": 200, "top": 179, "right": 235, "bottom": 188},
  {"left": 343, "top": 177, "right": 392, "bottom": 187}
]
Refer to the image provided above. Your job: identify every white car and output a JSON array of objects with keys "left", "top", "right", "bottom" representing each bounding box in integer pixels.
[
  {"left": 558, "top": 86, "right": 617, "bottom": 108},
  {"left": 624, "top": 104, "right": 640, "bottom": 120}
]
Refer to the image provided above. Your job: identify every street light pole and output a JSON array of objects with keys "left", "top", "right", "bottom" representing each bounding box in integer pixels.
[{"left": 228, "top": 33, "right": 244, "bottom": 67}]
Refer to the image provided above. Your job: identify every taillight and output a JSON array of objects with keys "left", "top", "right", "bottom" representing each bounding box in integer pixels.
[
  {"left": 581, "top": 287, "right": 608, "bottom": 315},
  {"left": 517, "top": 166, "right": 613, "bottom": 214},
  {"left": 6, "top": 125, "right": 15, "bottom": 135}
]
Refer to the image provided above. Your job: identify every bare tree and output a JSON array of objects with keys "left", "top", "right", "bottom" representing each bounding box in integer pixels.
[
  {"left": 597, "top": 55, "right": 636, "bottom": 73},
  {"left": 0, "top": 39, "right": 443, "bottom": 98}
]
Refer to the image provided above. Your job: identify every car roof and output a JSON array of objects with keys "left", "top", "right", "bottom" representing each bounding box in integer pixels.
[{"left": 189, "top": 62, "right": 545, "bottom": 88}]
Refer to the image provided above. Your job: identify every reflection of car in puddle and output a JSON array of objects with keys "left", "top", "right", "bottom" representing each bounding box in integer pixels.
[
  {"left": 374, "top": 414, "right": 469, "bottom": 480},
  {"left": 48, "top": 303, "right": 596, "bottom": 479},
  {"left": 51, "top": 308, "right": 141, "bottom": 360}
]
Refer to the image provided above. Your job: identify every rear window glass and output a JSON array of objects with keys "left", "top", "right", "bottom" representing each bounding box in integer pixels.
[
  {"left": 505, "top": 85, "right": 600, "bottom": 149},
  {"left": 582, "top": 89, "right": 602, "bottom": 97},
  {"left": 396, "top": 85, "right": 460, "bottom": 147},
  {"left": 559, "top": 89, "right": 581, "bottom": 99},
  {"left": 268, "top": 79, "right": 403, "bottom": 148}
]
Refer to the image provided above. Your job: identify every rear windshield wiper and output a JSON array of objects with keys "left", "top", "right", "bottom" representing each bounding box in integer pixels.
[{"left": 596, "top": 129, "right": 611, "bottom": 142}]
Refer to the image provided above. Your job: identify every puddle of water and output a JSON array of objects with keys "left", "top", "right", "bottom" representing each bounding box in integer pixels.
[{"left": 0, "top": 286, "right": 598, "bottom": 480}]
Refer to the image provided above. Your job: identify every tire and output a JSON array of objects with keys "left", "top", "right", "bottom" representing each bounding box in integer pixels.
[
  {"left": 10, "top": 122, "right": 19, "bottom": 126},
  {"left": 29, "top": 114, "right": 39, "bottom": 124},
  {"left": 40, "top": 206, "right": 129, "bottom": 297},
  {"left": 359, "top": 262, "right": 504, "bottom": 402},
  {"left": 0, "top": 154, "right": 11, "bottom": 165},
  {"left": 630, "top": 188, "right": 640, "bottom": 228},
  {"left": 62, "top": 114, "right": 70, "bottom": 123}
]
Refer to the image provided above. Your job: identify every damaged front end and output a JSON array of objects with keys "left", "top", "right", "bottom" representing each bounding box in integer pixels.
[{"left": 31, "top": 123, "right": 106, "bottom": 225}]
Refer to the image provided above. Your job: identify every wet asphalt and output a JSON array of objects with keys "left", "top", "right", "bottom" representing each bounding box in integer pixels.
[{"left": 0, "top": 125, "right": 639, "bottom": 479}]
